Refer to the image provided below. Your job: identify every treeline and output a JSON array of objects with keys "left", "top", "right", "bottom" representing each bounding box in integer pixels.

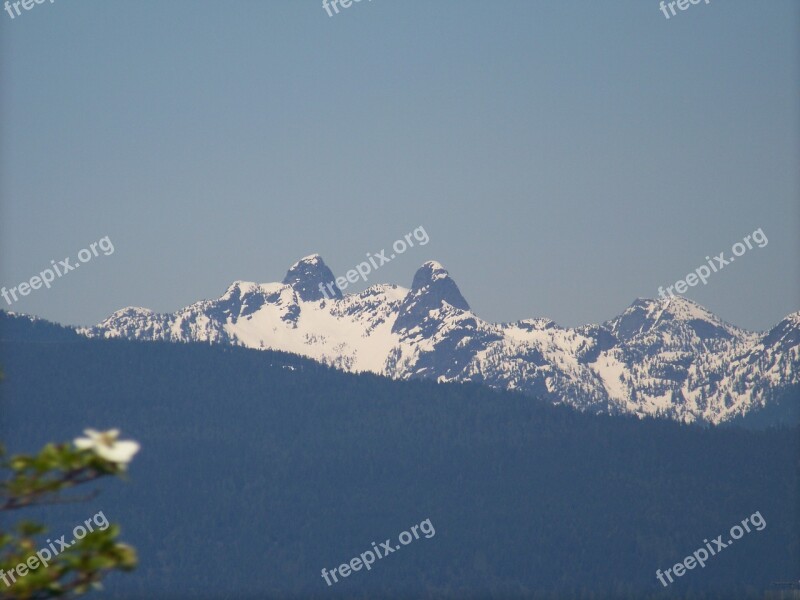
[{"left": 0, "top": 319, "right": 797, "bottom": 598}]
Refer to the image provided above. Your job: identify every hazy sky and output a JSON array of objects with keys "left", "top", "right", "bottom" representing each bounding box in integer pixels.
[{"left": 1, "top": 0, "right": 798, "bottom": 331}]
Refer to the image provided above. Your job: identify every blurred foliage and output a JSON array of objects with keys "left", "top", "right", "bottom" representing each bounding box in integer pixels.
[{"left": 0, "top": 408, "right": 138, "bottom": 599}]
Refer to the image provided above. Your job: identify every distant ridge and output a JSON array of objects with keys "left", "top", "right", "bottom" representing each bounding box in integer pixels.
[{"left": 16, "top": 255, "right": 797, "bottom": 425}]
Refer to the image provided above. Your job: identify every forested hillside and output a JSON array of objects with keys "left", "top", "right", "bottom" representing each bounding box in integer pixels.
[{"left": 1, "top": 318, "right": 797, "bottom": 599}]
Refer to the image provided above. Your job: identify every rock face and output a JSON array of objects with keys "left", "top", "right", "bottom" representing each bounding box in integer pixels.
[
  {"left": 80, "top": 256, "right": 800, "bottom": 425},
  {"left": 393, "top": 260, "right": 470, "bottom": 335},
  {"left": 281, "top": 254, "right": 342, "bottom": 302}
]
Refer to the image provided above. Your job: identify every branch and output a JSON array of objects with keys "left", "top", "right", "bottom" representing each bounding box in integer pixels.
[{"left": 0, "top": 468, "right": 106, "bottom": 512}]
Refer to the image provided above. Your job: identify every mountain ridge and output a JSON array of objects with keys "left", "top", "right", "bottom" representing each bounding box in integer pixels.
[{"left": 19, "top": 255, "right": 800, "bottom": 425}]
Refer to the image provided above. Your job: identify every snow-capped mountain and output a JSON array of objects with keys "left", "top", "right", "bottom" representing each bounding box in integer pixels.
[{"left": 80, "top": 255, "right": 800, "bottom": 424}]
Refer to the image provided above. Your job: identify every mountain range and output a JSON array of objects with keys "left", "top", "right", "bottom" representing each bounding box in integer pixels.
[{"left": 70, "top": 255, "right": 799, "bottom": 426}]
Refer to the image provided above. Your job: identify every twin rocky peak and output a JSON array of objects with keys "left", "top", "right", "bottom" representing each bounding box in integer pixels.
[{"left": 281, "top": 254, "right": 470, "bottom": 325}]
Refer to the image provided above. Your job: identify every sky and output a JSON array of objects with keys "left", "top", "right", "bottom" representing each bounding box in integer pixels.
[{"left": 1, "top": 0, "right": 798, "bottom": 332}]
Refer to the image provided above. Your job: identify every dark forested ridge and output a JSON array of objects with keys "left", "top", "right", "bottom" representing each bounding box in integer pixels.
[{"left": 1, "top": 313, "right": 798, "bottom": 599}]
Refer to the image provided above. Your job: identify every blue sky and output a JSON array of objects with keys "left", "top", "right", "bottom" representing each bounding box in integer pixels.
[{"left": 1, "top": 0, "right": 798, "bottom": 331}]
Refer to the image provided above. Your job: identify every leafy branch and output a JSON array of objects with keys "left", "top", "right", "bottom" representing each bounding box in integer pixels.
[{"left": 0, "top": 429, "right": 140, "bottom": 599}]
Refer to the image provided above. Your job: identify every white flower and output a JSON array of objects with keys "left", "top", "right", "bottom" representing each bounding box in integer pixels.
[{"left": 74, "top": 429, "right": 140, "bottom": 466}]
